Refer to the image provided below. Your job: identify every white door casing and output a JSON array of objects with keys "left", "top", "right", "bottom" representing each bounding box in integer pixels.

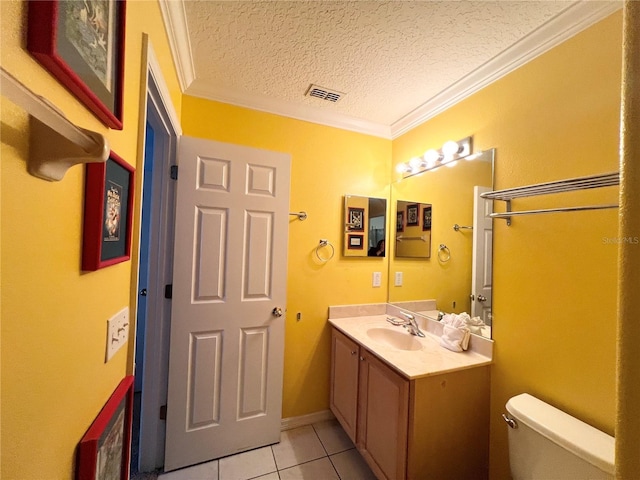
[
  {"left": 164, "top": 136, "right": 291, "bottom": 471},
  {"left": 136, "top": 35, "right": 181, "bottom": 472},
  {"left": 471, "top": 186, "right": 492, "bottom": 322}
]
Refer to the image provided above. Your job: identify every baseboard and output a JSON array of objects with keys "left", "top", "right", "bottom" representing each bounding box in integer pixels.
[{"left": 281, "top": 410, "right": 335, "bottom": 431}]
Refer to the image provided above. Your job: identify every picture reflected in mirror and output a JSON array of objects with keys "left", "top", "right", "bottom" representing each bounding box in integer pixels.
[
  {"left": 395, "top": 201, "right": 432, "bottom": 258},
  {"left": 343, "top": 195, "right": 387, "bottom": 257},
  {"left": 388, "top": 149, "right": 495, "bottom": 338}
]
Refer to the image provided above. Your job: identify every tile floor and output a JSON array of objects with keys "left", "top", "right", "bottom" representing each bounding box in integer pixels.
[{"left": 158, "top": 419, "right": 376, "bottom": 480}]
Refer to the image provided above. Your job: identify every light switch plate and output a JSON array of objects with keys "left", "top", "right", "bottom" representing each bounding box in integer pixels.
[
  {"left": 395, "top": 271, "right": 403, "bottom": 286},
  {"left": 106, "top": 307, "right": 129, "bottom": 362},
  {"left": 372, "top": 271, "right": 382, "bottom": 287}
]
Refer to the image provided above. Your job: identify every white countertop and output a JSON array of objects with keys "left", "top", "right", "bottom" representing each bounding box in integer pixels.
[{"left": 329, "top": 314, "right": 492, "bottom": 380}]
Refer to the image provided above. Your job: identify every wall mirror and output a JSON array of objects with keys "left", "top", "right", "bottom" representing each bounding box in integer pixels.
[
  {"left": 388, "top": 149, "right": 495, "bottom": 338},
  {"left": 395, "top": 200, "right": 432, "bottom": 258},
  {"left": 343, "top": 195, "right": 387, "bottom": 257}
]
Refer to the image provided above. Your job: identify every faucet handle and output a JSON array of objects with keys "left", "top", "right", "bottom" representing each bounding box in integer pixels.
[{"left": 400, "top": 311, "right": 415, "bottom": 321}]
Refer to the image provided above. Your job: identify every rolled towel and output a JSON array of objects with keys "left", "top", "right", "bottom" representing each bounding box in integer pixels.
[
  {"left": 440, "top": 324, "right": 470, "bottom": 352},
  {"left": 441, "top": 312, "right": 468, "bottom": 328},
  {"left": 466, "top": 316, "right": 485, "bottom": 326},
  {"left": 465, "top": 316, "right": 486, "bottom": 335},
  {"left": 440, "top": 313, "right": 471, "bottom": 352}
]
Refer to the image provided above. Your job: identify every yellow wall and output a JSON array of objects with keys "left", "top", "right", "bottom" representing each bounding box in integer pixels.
[
  {"left": 1, "top": 2, "right": 624, "bottom": 478},
  {"left": 389, "top": 155, "right": 493, "bottom": 311},
  {"left": 0, "top": 0, "right": 181, "bottom": 478},
  {"left": 393, "top": 12, "right": 621, "bottom": 479},
  {"left": 180, "top": 96, "right": 391, "bottom": 417}
]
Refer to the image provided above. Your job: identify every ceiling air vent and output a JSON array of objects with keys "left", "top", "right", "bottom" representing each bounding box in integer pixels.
[{"left": 305, "top": 84, "right": 345, "bottom": 103}]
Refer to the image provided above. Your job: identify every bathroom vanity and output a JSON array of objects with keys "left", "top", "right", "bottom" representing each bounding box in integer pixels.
[{"left": 329, "top": 305, "right": 492, "bottom": 480}]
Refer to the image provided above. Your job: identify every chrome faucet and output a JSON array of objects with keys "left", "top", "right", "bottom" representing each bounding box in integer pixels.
[{"left": 399, "top": 311, "right": 426, "bottom": 337}]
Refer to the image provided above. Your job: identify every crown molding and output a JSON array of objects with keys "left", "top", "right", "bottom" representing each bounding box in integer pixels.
[
  {"left": 390, "top": 0, "right": 622, "bottom": 139},
  {"left": 186, "top": 80, "right": 392, "bottom": 139},
  {"left": 158, "top": 0, "right": 195, "bottom": 91},
  {"left": 160, "top": 0, "right": 620, "bottom": 140}
]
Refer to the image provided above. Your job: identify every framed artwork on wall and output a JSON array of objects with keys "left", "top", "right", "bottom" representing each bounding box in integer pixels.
[
  {"left": 406, "top": 203, "right": 419, "bottom": 226},
  {"left": 76, "top": 376, "right": 134, "bottom": 480},
  {"left": 27, "top": 0, "right": 127, "bottom": 129},
  {"left": 82, "top": 151, "right": 135, "bottom": 271},
  {"left": 347, "top": 207, "right": 365, "bottom": 232},
  {"left": 348, "top": 234, "right": 364, "bottom": 249}
]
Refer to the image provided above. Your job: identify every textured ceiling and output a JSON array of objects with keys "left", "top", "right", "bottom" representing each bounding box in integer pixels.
[{"left": 180, "top": 1, "right": 600, "bottom": 130}]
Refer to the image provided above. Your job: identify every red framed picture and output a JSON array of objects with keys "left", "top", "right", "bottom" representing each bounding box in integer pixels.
[
  {"left": 82, "top": 151, "right": 135, "bottom": 271},
  {"left": 77, "top": 376, "right": 134, "bottom": 480},
  {"left": 27, "top": 0, "right": 127, "bottom": 129}
]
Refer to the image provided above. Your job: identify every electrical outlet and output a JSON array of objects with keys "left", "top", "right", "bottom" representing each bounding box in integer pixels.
[
  {"left": 395, "top": 271, "right": 403, "bottom": 286},
  {"left": 106, "top": 307, "right": 129, "bottom": 362},
  {"left": 372, "top": 272, "right": 382, "bottom": 287}
]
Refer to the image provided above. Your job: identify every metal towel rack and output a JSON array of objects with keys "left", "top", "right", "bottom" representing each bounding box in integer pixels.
[
  {"left": 396, "top": 235, "right": 428, "bottom": 242},
  {"left": 481, "top": 171, "right": 619, "bottom": 226},
  {"left": 453, "top": 224, "right": 473, "bottom": 231}
]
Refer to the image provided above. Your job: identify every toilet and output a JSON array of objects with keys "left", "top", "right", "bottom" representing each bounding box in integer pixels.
[{"left": 504, "top": 393, "right": 615, "bottom": 479}]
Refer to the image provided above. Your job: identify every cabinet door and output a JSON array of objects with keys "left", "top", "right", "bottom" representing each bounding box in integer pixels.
[
  {"left": 330, "top": 329, "right": 360, "bottom": 442},
  {"left": 358, "top": 349, "right": 409, "bottom": 480}
]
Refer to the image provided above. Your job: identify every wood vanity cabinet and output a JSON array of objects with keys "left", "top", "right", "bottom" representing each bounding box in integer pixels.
[
  {"left": 330, "top": 327, "right": 490, "bottom": 480},
  {"left": 330, "top": 327, "right": 360, "bottom": 442}
]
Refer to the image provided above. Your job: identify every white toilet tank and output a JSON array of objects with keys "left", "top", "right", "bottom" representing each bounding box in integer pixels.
[{"left": 504, "top": 393, "right": 614, "bottom": 480}]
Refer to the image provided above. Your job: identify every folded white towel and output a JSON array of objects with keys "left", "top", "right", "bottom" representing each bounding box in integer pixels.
[
  {"left": 440, "top": 313, "right": 471, "bottom": 352},
  {"left": 466, "top": 316, "right": 485, "bottom": 326},
  {"left": 465, "top": 316, "right": 486, "bottom": 335}
]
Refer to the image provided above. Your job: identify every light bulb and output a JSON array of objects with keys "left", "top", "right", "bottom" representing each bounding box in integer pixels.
[
  {"left": 423, "top": 149, "right": 441, "bottom": 167},
  {"left": 442, "top": 140, "right": 460, "bottom": 157},
  {"left": 409, "top": 156, "right": 423, "bottom": 169},
  {"left": 396, "top": 163, "right": 410, "bottom": 174}
]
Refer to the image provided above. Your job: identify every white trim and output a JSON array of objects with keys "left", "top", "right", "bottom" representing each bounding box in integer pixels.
[
  {"left": 134, "top": 34, "right": 181, "bottom": 472},
  {"left": 390, "top": 0, "right": 622, "bottom": 139},
  {"left": 281, "top": 410, "right": 336, "bottom": 431},
  {"left": 147, "top": 42, "right": 183, "bottom": 136},
  {"left": 158, "top": 0, "right": 195, "bottom": 91},
  {"left": 186, "top": 81, "right": 392, "bottom": 139}
]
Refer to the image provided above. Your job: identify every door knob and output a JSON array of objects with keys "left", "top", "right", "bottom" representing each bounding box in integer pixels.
[
  {"left": 477, "top": 295, "right": 487, "bottom": 302},
  {"left": 139, "top": 288, "right": 147, "bottom": 296},
  {"left": 469, "top": 294, "right": 475, "bottom": 301},
  {"left": 272, "top": 307, "right": 283, "bottom": 317}
]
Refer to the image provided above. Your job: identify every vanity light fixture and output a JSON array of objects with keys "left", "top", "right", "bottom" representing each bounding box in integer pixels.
[{"left": 396, "top": 136, "right": 473, "bottom": 177}]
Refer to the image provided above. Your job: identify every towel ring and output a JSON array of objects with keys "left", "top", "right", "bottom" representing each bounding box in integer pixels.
[
  {"left": 438, "top": 244, "right": 451, "bottom": 262},
  {"left": 315, "top": 239, "right": 335, "bottom": 262}
]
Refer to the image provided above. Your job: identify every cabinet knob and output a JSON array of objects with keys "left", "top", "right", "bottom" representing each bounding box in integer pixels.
[
  {"left": 360, "top": 356, "right": 365, "bottom": 361},
  {"left": 351, "top": 351, "right": 357, "bottom": 355}
]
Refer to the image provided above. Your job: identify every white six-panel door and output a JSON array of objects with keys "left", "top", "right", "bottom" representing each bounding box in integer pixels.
[
  {"left": 164, "top": 136, "right": 290, "bottom": 471},
  {"left": 471, "top": 186, "right": 493, "bottom": 322}
]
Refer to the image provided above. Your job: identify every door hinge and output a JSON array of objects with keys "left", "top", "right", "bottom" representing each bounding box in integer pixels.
[
  {"left": 170, "top": 165, "right": 178, "bottom": 180},
  {"left": 164, "top": 284, "right": 173, "bottom": 299},
  {"left": 159, "top": 404, "right": 167, "bottom": 420}
]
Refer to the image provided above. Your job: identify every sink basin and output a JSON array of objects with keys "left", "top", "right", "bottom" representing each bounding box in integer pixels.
[{"left": 366, "top": 327, "right": 422, "bottom": 351}]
